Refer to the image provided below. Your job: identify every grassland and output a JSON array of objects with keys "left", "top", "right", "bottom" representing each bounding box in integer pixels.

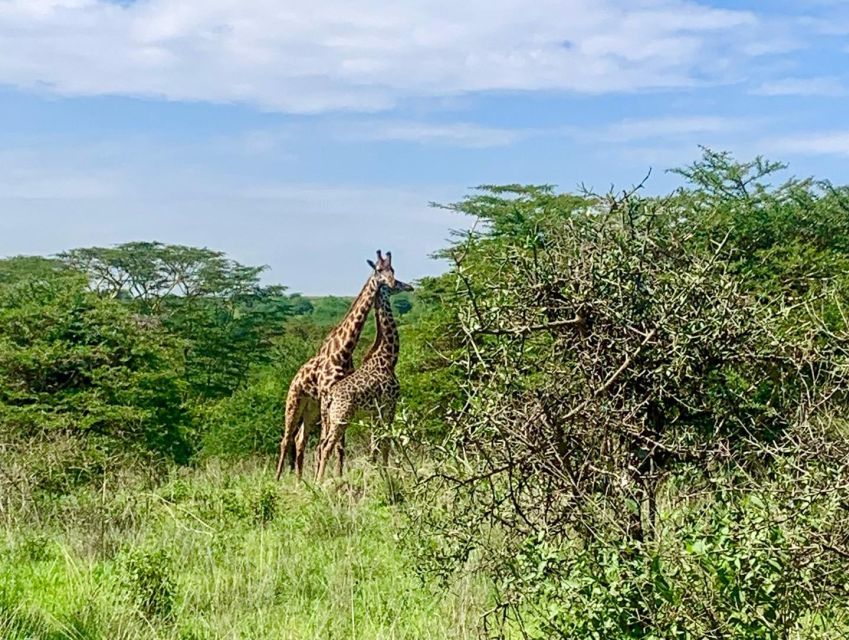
[{"left": 0, "top": 457, "right": 489, "bottom": 640}]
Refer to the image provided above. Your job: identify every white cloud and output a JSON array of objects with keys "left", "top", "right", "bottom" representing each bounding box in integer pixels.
[
  {"left": 800, "top": 13, "right": 849, "bottom": 37},
  {"left": 601, "top": 115, "right": 750, "bottom": 143},
  {"left": 753, "top": 77, "right": 846, "bottom": 97},
  {"left": 237, "top": 120, "right": 526, "bottom": 149},
  {"left": 0, "top": 0, "right": 768, "bottom": 112},
  {"left": 233, "top": 129, "right": 294, "bottom": 155},
  {"left": 769, "top": 131, "right": 849, "bottom": 157},
  {"left": 229, "top": 113, "right": 760, "bottom": 153},
  {"left": 340, "top": 121, "right": 526, "bottom": 148}
]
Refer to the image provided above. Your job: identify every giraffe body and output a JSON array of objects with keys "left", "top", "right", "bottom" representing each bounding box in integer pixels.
[{"left": 315, "top": 282, "right": 407, "bottom": 480}]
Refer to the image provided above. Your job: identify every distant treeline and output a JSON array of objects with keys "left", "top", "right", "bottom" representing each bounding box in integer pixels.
[{"left": 0, "top": 241, "right": 422, "bottom": 472}]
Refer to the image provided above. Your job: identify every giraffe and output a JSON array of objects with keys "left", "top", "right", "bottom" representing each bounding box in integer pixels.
[
  {"left": 314, "top": 277, "right": 412, "bottom": 481},
  {"left": 275, "top": 250, "right": 407, "bottom": 480}
]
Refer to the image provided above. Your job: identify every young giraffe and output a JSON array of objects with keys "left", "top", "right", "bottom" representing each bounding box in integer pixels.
[
  {"left": 275, "top": 251, "right": 406, "bottom": 480},
  {"left": 315, "top": 278, "right": 411, "bottom": 481}
]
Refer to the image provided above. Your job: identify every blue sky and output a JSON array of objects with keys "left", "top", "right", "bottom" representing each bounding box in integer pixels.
[{"left": 1, "top": 0, "right": 848, "bottom": 294}]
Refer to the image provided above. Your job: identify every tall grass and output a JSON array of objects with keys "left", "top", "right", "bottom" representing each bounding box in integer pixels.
[{"left": 0, "top": 456, "right": 490, "bottom": 639}]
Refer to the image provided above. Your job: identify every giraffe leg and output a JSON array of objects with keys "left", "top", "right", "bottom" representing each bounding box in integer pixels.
[
  {"left": 295, "top": 403, "right": 320, "bottom": 479},
  {"left": 371, "top": 435, "right": 390, "bottom": 467},
  {"left": 276, "top": 387, "right": 306, "bottom": 480},
  {"left": 335, "top": 433, "right": 345, "bottom": 477},
  {"left": 381, "top": 403, "right": 396, "bottom": 466},
  {"left": 287, "top": 446, "right": 296, "bottom": 472},
  {"left": 378, "top": 437, "right": 390, "bottom": 467},
  {"left": 316, "top": 412, "right": 346, "bottom": 482},
  {"left": 294, "top": 420, "right": 307, "bottom": 480},
  {"left": 371, "top": 401, "right": 396, "bottom": 467}
]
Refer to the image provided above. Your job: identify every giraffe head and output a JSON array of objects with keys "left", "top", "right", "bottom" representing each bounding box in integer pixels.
[{"left": 367, "top": 250, "right": 413, "bottom": 293}]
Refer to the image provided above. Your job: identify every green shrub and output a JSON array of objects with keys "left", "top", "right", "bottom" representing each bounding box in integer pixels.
[
  {"left": 251, "top": 482, "right": 279, "bottom": 524},
  {"left": 120, "top": 547, "right": 176, "bottom": 619},
  {"left": 0, "top": 272, "right": 192, "bottom": 462}
]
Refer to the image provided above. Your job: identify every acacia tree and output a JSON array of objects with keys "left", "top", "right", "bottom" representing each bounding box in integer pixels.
[
  {"left": 410, "top": 157, "right": 849, "bottom": 638},
  {"left": 60, "top": 242, "right": 289, "bottom": 397},
  {"left": 60, "top": 242, "right": 270, "bottom": 308}
]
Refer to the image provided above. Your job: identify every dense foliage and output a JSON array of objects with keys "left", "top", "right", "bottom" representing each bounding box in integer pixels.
[
  {"left": 0, "top": 269, "right": 191, "bottom": 465},
  {"left": 408, "top": 151, "right": 849, "bottom": 638}
]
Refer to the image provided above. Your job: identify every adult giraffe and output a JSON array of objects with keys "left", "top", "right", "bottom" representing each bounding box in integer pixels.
[{"left": 275, "top": 250, "right": 410, "bottom": 479}]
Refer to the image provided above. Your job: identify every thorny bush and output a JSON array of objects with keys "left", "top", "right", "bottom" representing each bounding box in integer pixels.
[{"left": 409, "top": 155, "right": 849, "bottom": 638}]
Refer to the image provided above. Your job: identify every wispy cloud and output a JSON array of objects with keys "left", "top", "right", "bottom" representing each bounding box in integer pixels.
[
  {"left": 769, "top": 131, "right": 849, "bottom": 157},
  {"left": 230, "top": 113, "right": 762, "bottom": 156},
  {"left": 800, "top": 11, "right": 849, "bottom": 37},
  {"left": 752, "top": 77, "right": 846, "bottom": 97},
  {"left": 236, "top": 129, "right": 293, "bottom": 155},
  {"left": 0, "top": 0, "right": 773, "bottom": 113},
  {"left": 335, "top": 114, "right": 754, "bottom": 150},
  {"left": 601, "top": 116, "right": 751, "bottom": 143},
  {"left": 340, "top": 121, "right": 526, "bottom": 148}
]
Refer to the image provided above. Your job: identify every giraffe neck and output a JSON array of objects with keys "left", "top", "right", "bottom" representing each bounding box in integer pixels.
[
  {"left": 318, "top": 275, "right": 378, "bottom": 363},
  {"left": 366, "top": 285, "right": 400, "bottom": 368}
]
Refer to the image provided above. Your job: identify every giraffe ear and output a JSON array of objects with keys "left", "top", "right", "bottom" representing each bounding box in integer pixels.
[{"left": 366, "top": 259, "right": 377, "bottom": 270}]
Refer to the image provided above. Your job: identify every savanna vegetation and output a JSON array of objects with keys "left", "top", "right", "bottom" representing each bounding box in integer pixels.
[{"left": 2, "top": 149, "right": 849, "bottom": 639}]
